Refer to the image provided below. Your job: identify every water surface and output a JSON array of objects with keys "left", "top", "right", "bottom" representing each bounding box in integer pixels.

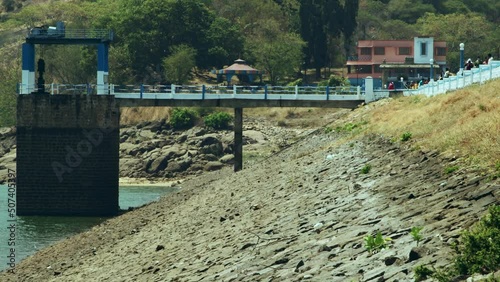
[{"left": 0, "top": 184, "right": 177, "bottom": 271}]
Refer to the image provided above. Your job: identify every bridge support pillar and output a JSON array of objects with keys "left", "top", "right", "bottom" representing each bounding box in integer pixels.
[
  {"left": 234, "top": 107, "right": 243, "bottom": 172},
  {"left": 16, "top": 94, "right": 120, "bottom": 216}
]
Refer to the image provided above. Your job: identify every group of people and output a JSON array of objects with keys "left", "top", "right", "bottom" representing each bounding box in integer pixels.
[
  {"left": 385, "top": 53, "right": 495, "bottom": 90},
  {"left": 465, "top": 53, "right": 494, "bottom": 70}
]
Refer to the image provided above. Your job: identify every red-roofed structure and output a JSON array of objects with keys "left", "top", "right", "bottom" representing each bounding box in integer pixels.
[{"left": 212, "top": 59, "right": 264, "bottom": 85}]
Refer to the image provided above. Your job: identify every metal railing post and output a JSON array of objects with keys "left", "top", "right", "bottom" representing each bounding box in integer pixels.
[
  {"left": 233, "top": 84, "right": 236, "bottom": 97},
  {"left": 264, "top": 85, "right": 268, "bottom": 100},
  {"left": 326, "top": 86, "right": 330, "bottom": 100},
  {"left": 140, "top": 84, "right": 144, "bottom": 99},
  {"left": 202, "top": 85, "right": 206, "bottom": 100}
]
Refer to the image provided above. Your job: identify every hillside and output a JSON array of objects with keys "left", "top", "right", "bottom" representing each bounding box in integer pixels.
[{"left": 1, "top": 80, "right": 499, "bottom": 281}]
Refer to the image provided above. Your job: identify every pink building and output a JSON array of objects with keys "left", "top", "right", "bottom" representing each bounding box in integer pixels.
[{"left": 346, "top": 37, "right": 447, "bottom": 88}]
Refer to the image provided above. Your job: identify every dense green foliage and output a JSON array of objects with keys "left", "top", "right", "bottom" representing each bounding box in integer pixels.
[
  {"left": 414, "top": 205, "right": 500, "bottom": 280},
  {"left": 163, "top": 45, "right": 197, "bottom": 84},
  {"left": 454, "top": 205, "right": 500, "bottom": 275},
  {"left": 204, "top": 111, "right": 232, "bottom": 129},
  {"left": 317, "top": 74, "right": 350, "bottom": 87},
  {"left": 169, "top": 108, "right": 198, "bottom": 130}
]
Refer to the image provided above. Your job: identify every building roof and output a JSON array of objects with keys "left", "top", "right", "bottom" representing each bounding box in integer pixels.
[{"left": 212, "top": 59, "right": 264, "bottom": 75}]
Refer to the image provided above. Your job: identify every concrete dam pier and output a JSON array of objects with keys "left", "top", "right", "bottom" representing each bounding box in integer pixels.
[{"left": 16, "top": 94, "right": 120, "bottom": 216}]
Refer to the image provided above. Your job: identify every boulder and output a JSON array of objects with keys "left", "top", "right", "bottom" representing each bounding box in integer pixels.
[
  {"left": 189, "top": 128, "right": 207, "bottom": 137},
  {"left": 200, "top": 143, "right": 223, "bottom": 156},
  {"left": 198, "top": 154, "right": 219, "bottom": 161},
  {"left": 176, "top": 134, "right": 188, "bottom": 143},
  {"left": 148, "top": 156, "right": 169, "bottom": 173},
  {"left": 204, "top": 161, "right": 224, "bottom": 171},
  {"left": 165, "top": 158, "right": 192, "bottom": 172},
  {"left": 219, "top": 154, "right": 234, "bottom": 164},
  {"left": 162, "top": 146, "right": 187, "bottom": 159},
  {"left": 120, "top": 143, "right": 139, "bottom": 155}
]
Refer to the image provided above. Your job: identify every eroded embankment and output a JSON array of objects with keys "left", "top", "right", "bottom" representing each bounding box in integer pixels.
[{"left": 2, "top": 131, "right": 499, "bottom": 282}]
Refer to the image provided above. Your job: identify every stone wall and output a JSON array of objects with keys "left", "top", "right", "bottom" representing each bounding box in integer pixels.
[{"left": 16, "top": 94, "right": 119, "bottom": 216}]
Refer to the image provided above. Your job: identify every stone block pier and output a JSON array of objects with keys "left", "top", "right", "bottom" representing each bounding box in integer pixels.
[{"left": 16, "top": 94, "right": 120, "bottom": 216}]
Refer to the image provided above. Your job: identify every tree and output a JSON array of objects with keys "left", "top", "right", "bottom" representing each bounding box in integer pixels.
[
  {"left": 356, "top": 0, "right": 387, "bottom": 40},
  {"left": 300, "top": 0, "right": 329, "bottom": 78},
  {"left": 386, "top": 0, "right": 435, "bottom": 24},
  {"left": 205, "top": 17, "right": 245, "bottom": 68},
  {"left": 417, "top": 12, "right": 496, "bottom": 71},
  {"left": 110, "top": 0, "right": 214, "bottom": 82},
  {"left": 342, "top": 0, "right": 359, "bottom": 56},
  {"left": 250, "top": 32, "right": 305, "bottom": 85},
  {"left": 163, "top": 45, "right": 197, "bottom": 84},
  {"left": 378, "top": 20, "right": 418, "bottom": 40},
  {"left": 2, "top": 0, "right": 15, "bottom": 12}
]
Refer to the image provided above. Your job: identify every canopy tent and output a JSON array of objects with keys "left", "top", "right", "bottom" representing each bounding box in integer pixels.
[{"left": 212, "top": 59, "right": 264, "bottom": 85}]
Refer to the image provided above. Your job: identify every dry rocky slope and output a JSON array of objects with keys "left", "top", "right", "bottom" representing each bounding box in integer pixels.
[{"left": 2, "top": 110, "right": 499, "bottom": 281}]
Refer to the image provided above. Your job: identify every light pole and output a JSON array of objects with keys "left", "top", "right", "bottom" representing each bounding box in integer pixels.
[
  {"left": 459, "top": 43, "right": 465, "bottom": 76},
  {"left": 430, "top": 58, "right": 434, "bottom": 82}
]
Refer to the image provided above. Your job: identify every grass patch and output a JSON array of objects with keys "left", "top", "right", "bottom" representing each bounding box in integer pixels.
[
  {"left": 444, "top": 165, "right": 459, "bottom": 174},
  {"left": 336, "top": 121, "right": 368, "bottom": 133}
]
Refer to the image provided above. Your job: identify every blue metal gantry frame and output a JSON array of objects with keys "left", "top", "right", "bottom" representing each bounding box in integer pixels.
[{"left": 21, "top": 22, "right": 113, "bottom": 95}]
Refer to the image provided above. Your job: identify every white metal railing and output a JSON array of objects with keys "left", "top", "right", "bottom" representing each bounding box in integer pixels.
[
  {"left": 403, "top": 60, "right": 500, "bottom": 97},
  {"left": 18, "top": 83, "right": 365, "bottom": 101}
]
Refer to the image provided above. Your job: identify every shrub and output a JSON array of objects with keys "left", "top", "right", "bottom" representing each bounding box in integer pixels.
[
  {"left": 204, "top": 111, "right": 232, "bottom": 129},
  {"left": 287, "top": 78, "right": 303, "bottom": 86},
  {"left": 454, "top": 205, "right": 500, "bottom": 275},
  {"left": 414, "top": 265, "right": 434, "bottom": 282},
  {"left": 169, "top": 108, "right": 197, "bottom": 129},
  {"left": 411, "top": 226, "right": 423, "bottom": 246},
  {"left": 318, "top": 74, "right": 351, "bottom": 87},
  {"left": 361, "top": 164, "right": 372, "bottom": 174},
  {"left": 401, "top": 132, "right": 412, "bottom": 142},
  {"left": 364, "top": 231, "right": 390, "bottom": 254}
]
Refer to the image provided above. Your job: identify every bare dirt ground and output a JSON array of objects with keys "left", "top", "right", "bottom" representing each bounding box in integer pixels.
[{"left": 1, "top": 107, "right": 499, "bottom": 282}]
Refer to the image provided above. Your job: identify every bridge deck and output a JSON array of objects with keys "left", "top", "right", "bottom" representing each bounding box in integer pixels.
[{"left": 116, "top": 97, "right": 364, "bottom": 108}]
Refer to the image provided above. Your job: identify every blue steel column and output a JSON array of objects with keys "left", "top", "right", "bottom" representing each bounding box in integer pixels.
[
  {"left": 97, "top": 43, "right": 109, "bottom": 95},
  {"left": 21, "top": 43, "right": 35, "bottom": 94}
]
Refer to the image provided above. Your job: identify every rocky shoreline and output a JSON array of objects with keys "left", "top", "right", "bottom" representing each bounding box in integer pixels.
[{"left": 0, "top": 117, "right": 305, "bottom": 184}]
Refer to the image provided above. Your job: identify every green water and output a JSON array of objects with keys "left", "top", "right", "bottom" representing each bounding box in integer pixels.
[{"left": 0, "top": 184, "right": 177, "bottom": 271}]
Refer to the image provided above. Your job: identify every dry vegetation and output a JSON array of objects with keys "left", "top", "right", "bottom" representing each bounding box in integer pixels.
[{"left": 351, "top": 79, "right": 500, "bottom": 172}]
